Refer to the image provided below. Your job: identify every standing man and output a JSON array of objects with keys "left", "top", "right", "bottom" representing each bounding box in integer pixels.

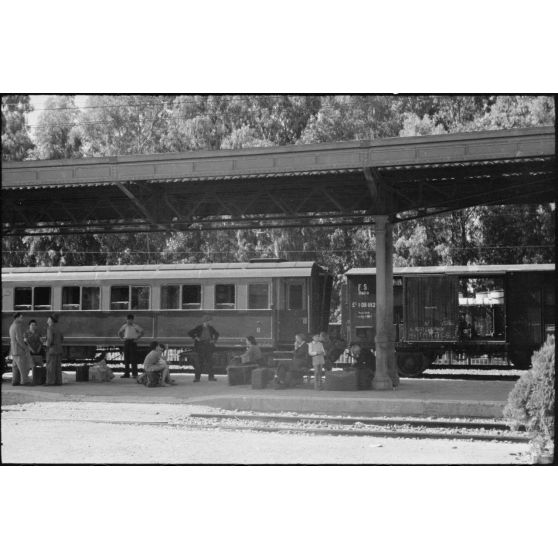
[
  {"left": 188, "top": 315, "right": 219, "bottom": 382},
  {"left": 9, "top": 312, "right": 33, "bottom": 386},
  {"left": 25, "top": 319, "right": 45, "bottom": 367},
  {"left": 45, "top": 313, "right": 64, "bottom": 386},
  {"left": 118, "top": 314, "right": 144, "bottom": 379}
]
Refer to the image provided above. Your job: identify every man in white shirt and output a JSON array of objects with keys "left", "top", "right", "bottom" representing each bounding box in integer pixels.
[{"left": 117, "top": 314, "right": 144, "bottom": 378}]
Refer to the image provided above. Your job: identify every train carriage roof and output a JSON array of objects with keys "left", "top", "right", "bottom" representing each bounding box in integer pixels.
[
  {"left": 2, "top": 261, "right": 328, "bottom": 282},
  {"left": 345, "top": 263, "right": 555, "bottom": 276}
]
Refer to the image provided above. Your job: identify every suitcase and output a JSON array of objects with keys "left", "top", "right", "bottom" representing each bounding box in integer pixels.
[
  {"left": 76, "top": 364, "right": 89, "bottom": 382},
  {"left": 227, "top": 365, "right": 256, "bottom": 386},
  {"left": 251, "top": 367, "right": 276, "bottom": 389},
  {"left": 324, "top": 368, "right": 359, "bottom": 391},
  {"left": 32, "top": 365, "right": 46, "bottom": 385}
]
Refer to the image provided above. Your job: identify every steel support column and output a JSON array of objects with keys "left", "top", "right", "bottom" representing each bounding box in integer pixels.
[{"left": 372, "top": 215, "right": 398, "bottom": 390}]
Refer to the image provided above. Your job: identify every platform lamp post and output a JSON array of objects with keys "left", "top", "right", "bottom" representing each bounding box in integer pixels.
[{"left": 372, "top": 215, "right": 399, "bottom": 390}]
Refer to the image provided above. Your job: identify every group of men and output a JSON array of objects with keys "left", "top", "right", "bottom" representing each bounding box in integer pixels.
[
  {"left": 274, "top": 331, "right": 375, "bottom": 389},
  {"left": 8, "top": 311, "right": 375, "bottom": 388},
  {"left": 120, "top": 314, "right": 219, "bottom": 385},
  {"left": 8, "top": 312, "right": 64, "bottom": 386}
]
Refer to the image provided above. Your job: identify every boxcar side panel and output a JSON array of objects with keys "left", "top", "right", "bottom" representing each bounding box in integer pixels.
[
  {"left": 403, "top": 275, "right": 458, "bottom": 342},
  {"left": 347, "top": 275, "right": 376, "bottom": 347}
]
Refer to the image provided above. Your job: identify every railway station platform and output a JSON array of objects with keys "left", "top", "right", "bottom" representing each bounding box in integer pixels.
[{"left": 1, "top": 371, "right": 517, "bottom": 419}]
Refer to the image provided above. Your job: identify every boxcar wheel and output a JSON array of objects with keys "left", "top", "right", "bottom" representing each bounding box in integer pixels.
[
  {"left": 396, "top": 353, "right": 425, "bottom": 377},
  {"left": 509, "top": 349, "right": 532, "bottom": 370}
]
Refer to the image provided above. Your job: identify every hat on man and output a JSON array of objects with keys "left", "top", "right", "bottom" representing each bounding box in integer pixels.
[{"left": 202, "top": 315, "right": 212, "bottom": 322}]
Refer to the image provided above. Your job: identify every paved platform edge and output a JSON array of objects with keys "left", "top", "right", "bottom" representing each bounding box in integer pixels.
[
  {"left": 185, "top": 394, "right": 506, "bottom": 418},
  {"left": 2, "top": 388, "right": 507, "bottom": 419}
]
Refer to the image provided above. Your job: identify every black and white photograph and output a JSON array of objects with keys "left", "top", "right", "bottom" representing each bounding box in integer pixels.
[
  {"left": 2, "top": 93, "right": 555, "bottom": 465},
  {"left": 1, "top": 5, "right": 557, "bottom": 558}
]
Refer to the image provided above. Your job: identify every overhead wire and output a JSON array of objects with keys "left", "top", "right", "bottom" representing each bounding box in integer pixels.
[
  {"left": 2, "top": 94, "right": 374, "bottom": 113},
  {"left": 9, "top": 95, "right": 343, "bottom": 130},
  {"left": 3, "top": 245, "right": 555, "bottom": 256}
]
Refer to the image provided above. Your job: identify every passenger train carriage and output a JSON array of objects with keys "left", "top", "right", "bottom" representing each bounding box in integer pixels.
[
  {"left": 2, "top": 260, "right": 333, "bottom": 361},
  {"left": 342, "top": 263, "right": 555, "bottom": 375}
]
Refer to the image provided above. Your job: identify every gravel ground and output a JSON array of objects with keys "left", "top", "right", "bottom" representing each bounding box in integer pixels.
[{"left": 1, "top": 401, "right": 530, "bottom": 464}]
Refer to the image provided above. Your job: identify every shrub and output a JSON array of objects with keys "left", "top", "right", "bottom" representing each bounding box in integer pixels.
[{"left": 503, "top": 335, "right": 555, "bottom": 461}]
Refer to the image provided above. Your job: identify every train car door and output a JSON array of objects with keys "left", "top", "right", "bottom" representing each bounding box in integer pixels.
[
  {"left": 277, "top": 279, "right": 308, "bottom": 344},
  {"left": 310, "top": 272, "right": 333, "bottom": 334},
  {"left": 507, "top": 271, "right": 544, "bottom": 366},
  {"left": 543, "top": 271, "right": 555, "bottom": 339}
]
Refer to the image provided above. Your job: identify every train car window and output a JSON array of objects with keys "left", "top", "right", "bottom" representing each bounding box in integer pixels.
[
  {"left": 215, "top": 284, "right": 235, "bottom": 309},
  {"left": 161, "top": 285, "right": 180, "bottom": 309},
  {"left": 131, "top": 286, "right": 150, "bottom": 310},
  {"left": 457, "top": 276, "right": 505, "bottom": 339},
  {"left": 248, "top": 284, "right": 269, "bottom": 309},
  {"left": 14, "top": 287, "right": 32, "bottom": 310},
  {"left": 62, "top": 286, "right": 81, "bottom": 310},
  {"left": 82, "top": 287, "right": 100, "bottom": 310},
  {"left": 33, "top": 287, "right": 52, "bottom": 310},
  {"left": 288, "top": 284, "right": 304, "bottom": 310},
  {"left": 110, "top": 286, "right": 130, "bottom": 310},
  {"left": 182, "top": 285, "right": 201, "bottom": 308}
]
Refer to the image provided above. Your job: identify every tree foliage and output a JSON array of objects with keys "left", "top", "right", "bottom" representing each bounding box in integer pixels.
[
  {"left": 2, "top": 95, "right": 35, "bottom": 161},
  {"left": 34, "top": 95, "right": 83, "bottom": 159},
  {"left": 504, "top": 335, "right": 555, "bottom": 461}
]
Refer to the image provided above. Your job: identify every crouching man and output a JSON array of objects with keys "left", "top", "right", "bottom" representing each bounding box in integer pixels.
[{"left": 139, "top": 341, "right": 174, "bottom": 387}]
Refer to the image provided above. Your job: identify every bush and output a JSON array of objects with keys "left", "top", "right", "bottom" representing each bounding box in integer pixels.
[{"left": 503, "top": 335, "right": 555, "bottom": 461}]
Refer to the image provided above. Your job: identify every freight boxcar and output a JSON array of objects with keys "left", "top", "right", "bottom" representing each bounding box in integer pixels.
[
  {"left": 2, "top": 260, "right": 332, "bottom": 362},
  {"left": 343, "top": 264, "right": 555, "bottom": 375}
]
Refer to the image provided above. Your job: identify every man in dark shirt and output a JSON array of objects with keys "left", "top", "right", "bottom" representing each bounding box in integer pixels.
[
  {"left": 349, "top": 342, "right": 376, "bottom": 389},
  {"left": 188, "top": 316, "right": 219, "bottom": 382}
]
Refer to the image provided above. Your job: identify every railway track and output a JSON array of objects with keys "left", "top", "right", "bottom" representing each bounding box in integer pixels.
[
  {"left": 183, "top": 412, "right": 528, "bottom": 443},
  {"left": 422, "top": 372, "right": 520, "bottom": 381},
  {"left": 2, "top": 410, "right": 529, "bottom": 443}
]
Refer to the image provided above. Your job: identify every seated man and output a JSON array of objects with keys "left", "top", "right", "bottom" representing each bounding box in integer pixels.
[
  {"left": 348, "top": 342, "right": 376, "bottom": 389},
  {"left": 229, "top": 336, "right": 263, "bottom": 367},
  {"left": 320, "top": 331, "right": 346, "bottom": 371},
  {"left": 140, "top": 341, "right": 174, "bottom": 387},
  {"left": 275, "top": 333, "right": 310, "bottom": 388},
  {"left": 226, "top": 336, "right": 263, "bottom": 384}
]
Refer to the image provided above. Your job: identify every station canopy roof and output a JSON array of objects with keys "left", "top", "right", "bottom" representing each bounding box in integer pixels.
[
  {"left": 1, "top": 261, "right": 325, "bottom": 282},
  {"left": 2, "top": 126, "right": 555, "bottom": 235}
]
